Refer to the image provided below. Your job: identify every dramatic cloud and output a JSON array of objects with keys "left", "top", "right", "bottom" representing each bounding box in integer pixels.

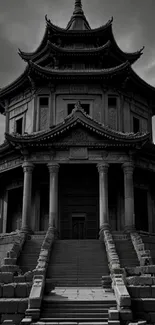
[{"left": 0, "top": 0, "right": 155, "bottom": 142}]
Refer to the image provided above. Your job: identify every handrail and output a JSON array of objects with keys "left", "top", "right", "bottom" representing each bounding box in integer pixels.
[{"left": 23, "top": 227, "right": 55, "bottom": 322}]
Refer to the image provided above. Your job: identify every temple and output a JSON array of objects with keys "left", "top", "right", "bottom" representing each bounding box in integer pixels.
[{"left": 0, "top": 0, "right": 155, "bottom": 324}]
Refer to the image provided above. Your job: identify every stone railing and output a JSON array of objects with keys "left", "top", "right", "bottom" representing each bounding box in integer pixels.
[
  {"left": 23, "top": 227, "right": 55, "bottom": 322},
  {"left": 130, "top": 232, "right": 152, "bottom": 266},
  {"left": 102, "top": 229, "right": 132, "bottom": 323},
  {"left": 0, "top": 230, "right": 26, "bottom": 273}
]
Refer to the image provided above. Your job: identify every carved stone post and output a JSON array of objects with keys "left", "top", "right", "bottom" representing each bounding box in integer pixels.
[
  {"left": 47, "top": 164, "right": 59, "bottom": 232},
  {"left": 123, "top": 162, "right": 135, "bottom": 231},
  {"left": 22, "top": 162, "right": 34, "bottom": 232},
  {"left": 97, "top": 163, "right": 109, "bottom": 235}
]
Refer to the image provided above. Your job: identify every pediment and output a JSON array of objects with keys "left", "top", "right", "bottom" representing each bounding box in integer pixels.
[{"left": 52, "top": 126, "right": 107, "bottom": 146}]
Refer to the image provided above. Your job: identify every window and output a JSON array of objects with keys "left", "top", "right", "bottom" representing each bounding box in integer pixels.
[
  {"left": 39, "top": 97, "right": 49, "bottom": 107},
  {"left": 108, "top": 97, "right": 117, "bottom": 108},
  {"left": 68, "top": 103, "right": 90, "bottom": 115},
  {"left": 108, "top": 96, "right": 117, "bottom": 130},
  {"left": 39, "top": 96, "right": 49, "bottom": 131},
  {"left": 16, "top": 118, "right": 23, "bottom": 135},
  {"left": 133, "top": 117, "right": 140, "bottom": 133}
]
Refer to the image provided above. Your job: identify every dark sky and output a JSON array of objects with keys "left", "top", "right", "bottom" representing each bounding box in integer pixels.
[{"left": 0, "top": 0, "right": 155, "bottom": 142}]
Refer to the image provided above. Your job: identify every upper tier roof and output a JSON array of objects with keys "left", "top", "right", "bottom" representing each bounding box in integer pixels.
[
  {"left": 18, "top": 39, "right": 144, "bottom": 68},
  {"left": 0, "top": 0, "right": 154, "bottom": 111},
  {"left": 18, "top": 15, "right": 144, "bottom": 66}
]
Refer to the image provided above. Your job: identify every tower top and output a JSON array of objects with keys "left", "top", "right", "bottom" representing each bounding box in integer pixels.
[
  {"left": 66, "top": 0, "right": 91, "bottom": 30},
  {"left": 73, "top": 0, "right": 83, "bottom": 15}
]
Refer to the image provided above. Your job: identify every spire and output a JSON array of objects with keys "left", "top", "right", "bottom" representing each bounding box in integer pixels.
[
  {"left": 73, "top": 0, "right": 83, "bottom": 15},
  {"left": 66, "top": 0, "right": 91, "bottom": 30}
]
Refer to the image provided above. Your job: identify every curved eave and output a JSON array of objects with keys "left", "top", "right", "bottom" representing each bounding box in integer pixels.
[
  {"left": 19, "top": 40, "right": 112, "bottom": 64},
  {"left": 5, "top": 108, "right": 150, "bottom": 146},
  {"left": 48, "top": 40, "right": 111, "bottom": 55},
  {"left": 18, "top": 26, "right": 49, "bottom": 62},
  {"left": 0, "top": 66, "right": 30, "bottom": 99},
  {"left": 108, "top": 24, "right": 144, "bottom": 65},
  {"left": 0, "top": 140, "right": 12, "bottom": 154},
  {"left": 28, "top": 60, "right": 130, "bottom": 79},
  {"left": 45, "top": 16, "right": 113, "bottom": 36},
  {"left": 128, "top": 67, "right": 155, "bottom": 97}
]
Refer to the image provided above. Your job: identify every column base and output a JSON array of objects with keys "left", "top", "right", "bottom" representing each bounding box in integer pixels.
[
  {"left": 124, "top": 225, "right": 136, "bottom": 233},
  {"left": 48, "top": 226, "right": 59, "bottom": 239},
  {"left": 99, "top": 224, "right": 110, "bottom": 240},
  {"left": 21, "top": 226, "right": 33, "bottom": 234}
]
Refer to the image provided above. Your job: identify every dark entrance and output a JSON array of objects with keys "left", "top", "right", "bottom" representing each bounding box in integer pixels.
[
  {"left": 59, "top": 165, "right": 99, "bottom": 239},
  {"left": 40, "top": 184, "right": 49, "bottom": 231},
  {"left": 134, "top": 187, "right": 148, "bottom": 231},
  {"left": 7, "top": 187, "right": 23, "bottom": 232}
]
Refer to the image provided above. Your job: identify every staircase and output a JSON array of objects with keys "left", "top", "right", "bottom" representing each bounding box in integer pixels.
[
  {"left": 46, "top": 239, "right": 110, "bottom": 287},
  {"left": 38, "top": 239, "right": 116, "bottom": 325},
  {"left": 40, "top": 297, "right": 117, "bottom": 324},
  {"left": 112, "top": 232, "right": 139, "bottom": 268},
  {"left": 17, "top": 233, "right": 45, "bottom": 274}
]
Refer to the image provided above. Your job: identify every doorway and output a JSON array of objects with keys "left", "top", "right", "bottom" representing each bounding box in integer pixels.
[
  {"left": 72, "top": 214, "right": 86, "bottom": 239},
  {"left": 7, "top": 187, "right": 23, "bottom": 232}
]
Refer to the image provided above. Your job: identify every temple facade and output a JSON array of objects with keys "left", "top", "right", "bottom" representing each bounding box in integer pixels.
[
  {"left": 1, "top": 2, "right": 155, "bottom": 324},
  {"left": 0, "top": 0, "right": 155, "bottom": 239}
]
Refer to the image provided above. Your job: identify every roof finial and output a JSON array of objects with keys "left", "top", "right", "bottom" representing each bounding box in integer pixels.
[{"left": 74, "top": 0, "right": 84, "bottom": 14}]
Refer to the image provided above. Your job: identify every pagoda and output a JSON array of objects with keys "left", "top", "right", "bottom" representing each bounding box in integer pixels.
[{"left": 0, "top": 1, "right": 155, "bottom": 324}]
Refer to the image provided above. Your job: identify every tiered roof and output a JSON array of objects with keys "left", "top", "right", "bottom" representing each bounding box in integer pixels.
[{"left": 0, "top": 0, "right": 153, "bottom": 109}]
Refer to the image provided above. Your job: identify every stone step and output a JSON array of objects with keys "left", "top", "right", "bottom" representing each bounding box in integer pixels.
[
  {"left": 42, "top": 311, "right": 108, "bottom": 316},
  {"left": 43, "top": 300, "right": 116, "bottom": 306},
  {"left": 113, "top": 238, "right": 139, "bottom": 268},
  {"left": 42, "top": 307, "right": 109, "bottom": 312},
  {"left": 34, "top": 320, "right": 108, "bottom": 325},
  {"left": 47, "top": 240, "right": 109, "bottom": 282},
  {"left": 42, "top": 310, "right": 109, "bottom": 315},
  {"left": 17, "top": 235, "right": 45, "bottom": 273},
  {"left": 40, "top": 318, "right": 108, "bottom": 322}
]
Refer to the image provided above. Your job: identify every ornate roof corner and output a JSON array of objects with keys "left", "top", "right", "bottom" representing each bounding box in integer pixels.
[
  {"left": 140, "top": 45, "right": 145, "bottom": 54},
  {"left": 18, "top": 48, "right": 22, "bottom": 57},
  {"left": 45, "top": 14, "right": 49, "bottom": 23}
]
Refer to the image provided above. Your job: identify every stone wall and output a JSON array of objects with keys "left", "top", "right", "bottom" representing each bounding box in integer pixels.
[{"left": 126, "top": 265, "right": 155, "bottom": 323}]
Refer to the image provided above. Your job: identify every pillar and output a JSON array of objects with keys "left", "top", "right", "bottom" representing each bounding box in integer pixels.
[
  {"left": 123, "top": 162, "right": 135, "bottom": 231},
  {"left": 21, "top": 162, "right": 34, "bottom": 232},
  {"left": 47, "top": 163, "right": 59, "bottom": 230},
  {"left": 97, "top": 163, "right": 109, "bottom": 232}
]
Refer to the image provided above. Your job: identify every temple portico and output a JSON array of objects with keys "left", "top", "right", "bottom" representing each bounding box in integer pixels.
[{"left": 5, "top": 158, "right": 139, "bottom": 237}]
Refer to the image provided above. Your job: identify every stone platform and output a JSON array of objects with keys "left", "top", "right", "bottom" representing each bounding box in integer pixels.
[{"left": 45, "top": 287, "right": 115, "bottom": 301}]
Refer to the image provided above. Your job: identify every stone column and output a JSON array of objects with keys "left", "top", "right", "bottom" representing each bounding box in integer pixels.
[
  {"left": 97, "top": 163, "right": 109, "bottom": 233},
  {"left": 22, "top": 162, "right": 34, "bottom": 232},
  {"left": 47, "top": 163, "right": 59, "bottom": 230},
  {"left": 123, "top": 162, "right": 135, "bottom": 231}
]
